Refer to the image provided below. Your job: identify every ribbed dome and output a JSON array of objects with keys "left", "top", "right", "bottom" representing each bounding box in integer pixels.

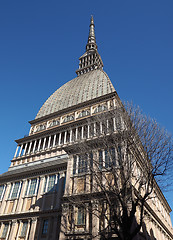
[{"left": 36, "top": 69, "right": 115, "bottom": 119}]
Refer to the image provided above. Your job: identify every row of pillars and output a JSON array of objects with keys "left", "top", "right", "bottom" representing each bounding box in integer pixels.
[{"left": 14, "top": 118, "right": 118, "bottom": 159}]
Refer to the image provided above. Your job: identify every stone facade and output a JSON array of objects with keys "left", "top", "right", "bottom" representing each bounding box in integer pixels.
[{"left": 0, "top": 16, "right": 172, "bottom": 240}]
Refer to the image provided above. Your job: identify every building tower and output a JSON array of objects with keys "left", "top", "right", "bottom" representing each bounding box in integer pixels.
[{"left": 0, "top": 17, "right": 172, "bottom": 240}]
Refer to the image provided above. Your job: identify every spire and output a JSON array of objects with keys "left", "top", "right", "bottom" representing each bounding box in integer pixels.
[
  {"left": 76, "top": 16, "right": 103, "bottom": 76},
  {"left": 86, "top": 16, "right": 97, "bottom": 51}
]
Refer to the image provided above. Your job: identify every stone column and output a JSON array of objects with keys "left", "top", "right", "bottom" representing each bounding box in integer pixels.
[
  {"left": 25, "top": 219, "right": 31, "bottom": 239},
  {"left": 0, "top": 222, "right": 3, "bottom": 237},
  {"left": 107, "top": 100, "right": 110, "bottom": 109},
  {"left": 18, "top": 144, "right": 23, "bottom": 157},
  {"left": 85, "top": 203, "right": 90, "bottom": 232},
  {"left": 81, "top": 126, "right": 84, "bottom": 139},
  {"left": 93, "top": 122, "right": 96, "bottom": 136},
  {"left": 100, "top": 122, "right": 102, "bottom": 134},
  {"left": 35, "top": 176, "right": 44, "bottom": 211},
  {"left": 106, "top": 119, "right": 109, "bottom": 132},
  {"left": 75, "top": 127, "right": 78, "bottom": 141},
  {"left": 32, "top": 140, "right": 37, "bottom": 153},
  {"left": 28, "top": 217, "right": 37, "bottom": 240},
  {"left": 28, "top": 142, "right": 32, "bottom": 154},
  {"left": 41, "top": 176, "right": 48, "bottom": 210},
  {"left": 76, "top": 156, "right": 79, "bottom": 175},
  {"left": 12, "top": 199, "right": 18, "bottom": 213},
  {"left": 16, "top": 179, "right": 27, "bottom": 213},
  {"left": 53, "top": 134, "right": 56, "bottom": 147},
  {"left": 43, "top": 137, "right": 46, "bottom": 150},
  {"left": 15, "top": 220, "right": 22, "bottom": 239},
  {"left": 70, "top": 129, "right": 73, "bottom": 143},
  {"left": 23, "top": 143, "right": 28, "bottom": 155},
  {"left": 102, "top": 150, "right": 105, "bottom": 167},
  {"left": 37, "top": 138, "right": 42, "bottom": 151},
  {"left": 113, "top": 98, "right": 116, "bottom": 107},
  {"left": 5, "top": 221, "right": 11, "bottom": 240},
  {"left": 64, "top": 131, "right": 67, "bottom": 145},
  {"left": 87, "top": 125, "right": 90, "bottom": 138},
  {"left": 113, "top": 117, "right": 116, "bottom": 131},
  {"left": 58, "top": 133, "right": 62, "bottom": 145},
  {"left": 91, "top": 200, "right": 99, "bottom": 240},
  {"left": 8, "top": 220, "right": 17, "bottom": 240},
  {"left": 47, "top": 136, "right": 51, "bottom": 148},
  {"left": 14, "top": 146, "right": 19, "bottom": 158},
  {"left": 0, "top": 183, "right": 11, "bottom": 214}
]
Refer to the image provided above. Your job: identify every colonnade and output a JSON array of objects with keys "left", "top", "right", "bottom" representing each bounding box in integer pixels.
[{"left": 14, "top": 117, "right": 119, "bottom": 159}]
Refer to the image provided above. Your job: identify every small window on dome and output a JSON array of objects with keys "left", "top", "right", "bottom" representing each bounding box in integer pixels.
[
  {"left": 94, "top": 105, "right": 107, "bottom": 114},
  {"left": 36, "top": 124, "right": 46, "bottom": 132},
  {"left": 63, "top": 115, "right": 74, "bottom": 123},
  {"left": 78, "top": 110, "right": 90, "bottom": 119},
  {"left": 49, "top": 119, "right": 60, "bottom": 127}
]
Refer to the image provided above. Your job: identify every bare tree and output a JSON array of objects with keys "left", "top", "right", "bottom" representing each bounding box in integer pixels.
[{"left": 61, "top": 102, "right": 173, "bottom": 240}]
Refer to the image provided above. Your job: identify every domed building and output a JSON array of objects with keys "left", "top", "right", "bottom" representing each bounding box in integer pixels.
[{"left": 0, "top": 17, "right": 172, "bottom": 240}]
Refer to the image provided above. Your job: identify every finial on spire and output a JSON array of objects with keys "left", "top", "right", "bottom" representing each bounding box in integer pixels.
[
  {"left": 90, "top": 15, "right": 94, "bottom": 24},
  {"left": 76, "top": 16, "right": 103, "bottom": 76}
]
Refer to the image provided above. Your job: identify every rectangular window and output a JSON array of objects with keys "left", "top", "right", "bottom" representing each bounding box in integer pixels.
[
  {"left": 77, "top": 207, "right": 85, "bottom": 225},
  {"left": 73, "top": 156, "right": 77, "bottom": 175},
  {"left": 11, "top": 182, "right": 20, "bottom": 199},
  {"left": 42, "top": 219, "right": 48, "bottom": 235},
  {"left": 44, "top": 175, "right": 57, "bottom": 193},
  {"left": 89, "top": 152, "right": 93, "bottom": 169},
  {"left": 118, "top": 145, "right": 122, "bottom": 163},
  {"left": 25, "top": 181, "right": 29, "bottom": 196},
  {"left": 1, "top": 223, "right": 8, "bottom": 238},
  {"left": 25, "top": 179, "right": 38, "bottom": 196},
  {"left": 28, "top": 179, "right": 37, "bottom": 196},
  {"left": 73, "top": 153, "right": 93, "bottom": 175},
  {"left": 105, "top": 150, "right": 110, "bottom": 168},
  {"left": 110, "top": 148, "right": 116, "bottom": 166},
  {"left": 78, "top": 156, "right": 82, "bottom": 173},
  {"left": 20, "top": 222, "right": 28, "bottom": 237},
  {"left": 9, "top": 182, "right": 21, "bottom": 199},
  {"left": 78, "top": 155, "right": 87, "bottom": 174},
  {"left": 0, "top": 185, "right": 5, "bottom": 201},
  {"left": 99, "top": 150, "right": 103, "bottom": 169},
  {"left": 47, "top": 175, "right": 56, "bottom": 192}
]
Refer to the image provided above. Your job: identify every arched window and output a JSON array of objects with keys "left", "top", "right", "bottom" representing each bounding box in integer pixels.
[
  {"left": 36, "top": 124, "right": 46, "bottom": 132},
  {"left": 94, "top": 104, "right": 107, "bottom": 114},
  {"left": 63, "top": 115, "right": 74, "bottom": 123},
  {"left": 78, "top": 110, "right": 90, "bottom": 118},
  {"left": 49, "top": 119, "right": 60, "bottom": 127}
]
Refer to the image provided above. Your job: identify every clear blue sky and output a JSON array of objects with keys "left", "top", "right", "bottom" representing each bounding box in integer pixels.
[{"left": 0, "top": 0, "right": 173, "bottom": 218}]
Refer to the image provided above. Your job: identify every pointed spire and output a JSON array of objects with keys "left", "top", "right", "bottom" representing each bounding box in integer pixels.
[
  {"left": 86, "top": 16, "right": 97, "bottom": 51},
  {"left": 76, "top": 16, "right": 103, "bottom": 76}
]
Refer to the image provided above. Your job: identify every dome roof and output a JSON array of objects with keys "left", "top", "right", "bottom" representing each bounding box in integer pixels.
[{"left": 36, "top": 69, "right": 115, "bottom": 119}]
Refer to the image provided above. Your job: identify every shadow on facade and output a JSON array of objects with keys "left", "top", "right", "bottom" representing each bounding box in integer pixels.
[{"left": 24, "top": 176, "right": 65, "bottom": 240}]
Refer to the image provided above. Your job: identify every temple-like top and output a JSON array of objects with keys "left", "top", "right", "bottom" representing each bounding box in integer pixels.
[{"left": 76, "top": 16, "right": 103, "bottom": 76}]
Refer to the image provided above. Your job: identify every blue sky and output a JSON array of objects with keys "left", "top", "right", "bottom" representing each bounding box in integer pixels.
[{"left": 0, "top": 0, "right": 173, "bottom": 218}]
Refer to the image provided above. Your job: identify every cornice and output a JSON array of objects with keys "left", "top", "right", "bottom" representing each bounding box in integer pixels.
[
  {"left": 0, "top": 159, "right": 67, "bottom": 183},
  {"left": 0, "top": 209, "right": 61, "bottom": 221}
]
